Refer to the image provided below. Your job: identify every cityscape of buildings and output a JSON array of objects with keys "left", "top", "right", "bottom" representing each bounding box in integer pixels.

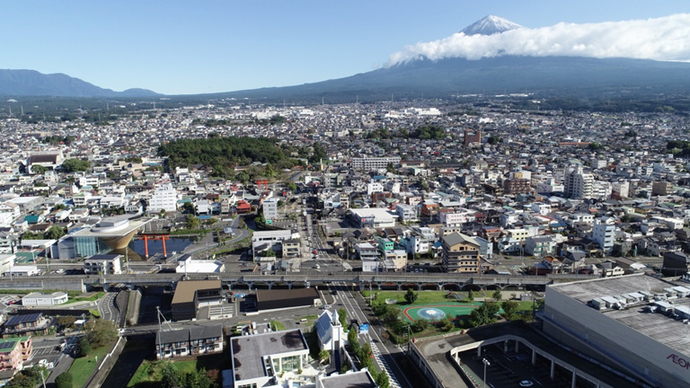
[{"left": 0, "top": 98, "right": 689, "bottom": 387}]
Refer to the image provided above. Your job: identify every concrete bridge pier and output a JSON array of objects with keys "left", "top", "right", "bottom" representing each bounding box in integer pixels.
[
  {"left": 531, "top": 348, "right": 536, "bottom": 365},
  {"left": 267, "top": 282, "right": 273, "bottom": 290},
  {"left": 247, "top": 282, "right": 253, "bottom": 290},
  {"left": 550, "top": 360, "right": 555, "bottom": 379},
  {"left": 504, "top": 339, "right": 509, "bottom": 353},
  {"left": 287, "top": 282, "right": 293, "bottom": 290},
  {"left": 359, "top": 283, "right": 365, "bottom": 292},
  {"left": 571, "top": 371, "right": 577, "bottom": 388}
]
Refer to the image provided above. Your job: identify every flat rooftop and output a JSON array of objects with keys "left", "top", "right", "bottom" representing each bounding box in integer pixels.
[
  {"left": 549, "top": 273, "right": 673, "bottom": 304},
  {"left": 320, "top": 370, "right": 376, "bottom": 388},
  {"left": 551, "top": 274, "right": 690, "bottom": 355},
  {"left": 70, "top": 217, "right": 151, "bottom": 237},
  {"left": 171, "top": 280, "right": 221, "bottom": 305},
  {"left": 231, "top": 329, "right": 308, "bottom": 381}
]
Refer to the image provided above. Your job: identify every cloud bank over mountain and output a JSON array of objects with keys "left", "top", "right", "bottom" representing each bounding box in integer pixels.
[{"left": 388, "top": 14, "right": 690, "bottom": 66}]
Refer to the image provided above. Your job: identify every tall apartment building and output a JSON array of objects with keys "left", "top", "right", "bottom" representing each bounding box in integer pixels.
[
  {"left": 564, "top": 166, "right": 594, "bottom": 199},
  {"left": 148, "top": 182, "right": 178, "bottom": 213},
  {"left": 441, "top": 232, "right": 480, "bottom": 273},
  {"left": 652, "top": 181, "right": 673, "bottom": 196},
  {"left": 592, "top": 217, "right": 616, "bottom": 254},
  {"left": 262, "top": 197, "right": 279, "bottom": 221},
  {"left": 503, "top": 178, "right": 531, "bottom": 195}
]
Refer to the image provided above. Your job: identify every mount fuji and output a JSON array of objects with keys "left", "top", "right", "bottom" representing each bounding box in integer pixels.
[
  {"left": 460, "top": 15, "right": 524, "bottom": 36},
  {"left": 198, "top": 15, "right": 690, "bottom": 103}
]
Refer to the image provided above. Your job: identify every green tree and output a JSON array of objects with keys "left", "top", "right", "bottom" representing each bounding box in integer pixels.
[
  {"left": 161, "top": 362, "right": 182, "bottom": 388},
  {"left": 76, "top": 337, "right": 91, "bottom": 358},
  {"left": 318, "top": 350, "right": 330, "bottom": 364},
  {"left": 55, "top": 371, "right": 73, "bottom": 388},
  {"left": 184, "top": 368, "right": 212, "bottom": 388},
  {"left": 205, "top": 217, "right": 218, "bottom": 226},
  {"left": 30, "top": 165, "right": 48, "bottom": 175},
  {"left": 375, "top": 370, "right": 390, "bottom": 388},
  {"left": 467, "top": 289, "right": 475, "bottom": 302},
  {"left": 288, "top": 182, "right": 297, "bottom": 192},
  {"left": 6, "top": 365, "right": 47, "bottom": 388},
  {"left": 436, "top": 317, "right": 454, "bottom": 331},
  {"left": 492, "top": 289, "right": 502, "bottom": 301},
  {"left": 86, "top": 319, "right": 118, "bottom": 347},
  {"left": 404, "top": 288, "right": 418, "bottom": 304},
  {"left": 347, "top": 327, "right": 360, "bottom": 354},
  {"left": 337, "top": 308, "right": 348, "bottom": 328},
  {"left": 357, "top": 343, "right": 374, "bottom": 369},
  {"left": 411, "top": 318, "right": 428, "bottom": 333},
  {"left": 186, "top": 215, "right": 200, "bottom": 229},
  {"left": 501, "top": 300, "right": 519, "bottom": 320},
  {"left": 45, "top": 225, "right": 66, "bottom": 240},
  {"left": 61, "top": 158, "right": 91, "bottom": 172}
]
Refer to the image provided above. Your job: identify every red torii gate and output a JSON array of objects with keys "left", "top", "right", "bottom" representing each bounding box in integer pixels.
[
  {"left": 255, "top": 179, "right": 269, "bottom": 190},
  {"left": 139, "top": 232, "right": 171, "bottom": 258}
]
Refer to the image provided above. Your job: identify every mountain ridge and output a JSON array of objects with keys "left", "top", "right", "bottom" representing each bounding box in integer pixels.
[{"left": 0, "top": 69, "right": 159, "bottom": 98}]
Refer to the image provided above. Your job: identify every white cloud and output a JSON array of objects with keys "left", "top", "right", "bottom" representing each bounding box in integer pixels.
[{"left": 387, "top": 14, "right": 690, "bottom": 66}]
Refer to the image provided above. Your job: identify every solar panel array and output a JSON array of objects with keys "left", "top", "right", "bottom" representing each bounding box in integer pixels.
[
  {"left": 4, "top": 313, "right": 42, "bottom": 326},
  {"left": 0, "top": 341, "right": 15, "bottom": 351}
]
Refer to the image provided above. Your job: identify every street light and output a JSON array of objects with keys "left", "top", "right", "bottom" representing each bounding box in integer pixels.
[{"left": 482, "top": 358, "right": 491, "bottom": 388}]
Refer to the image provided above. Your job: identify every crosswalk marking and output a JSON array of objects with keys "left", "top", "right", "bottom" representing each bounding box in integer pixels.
[{"left": 368, "top": 335, "right": 401, "bottom": 388}]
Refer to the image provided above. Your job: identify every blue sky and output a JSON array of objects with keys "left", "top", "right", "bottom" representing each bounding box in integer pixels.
[{"left": 3, "top": 1, "right": 689, "bottom": 95}]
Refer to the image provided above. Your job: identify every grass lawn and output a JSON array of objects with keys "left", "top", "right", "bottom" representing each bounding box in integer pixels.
[
  {"left": 69, "top": 345, "right": 112, "bottom": 388},
  {"left": 270, "top": 320, "right": 286, "bottom": 331},
  {"left": 127, "top": 353, "right": 230, "bottom": 387},
  {"left": 63, "top": 292, "right": 106, "bottom": 305}
]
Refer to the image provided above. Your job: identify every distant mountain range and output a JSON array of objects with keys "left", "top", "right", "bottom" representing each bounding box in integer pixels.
[
  {"left": 0, "top": 69, "right": 159, "bottom": 98},
  {"left": 3, "top": 16, "right": 690, "bottom": 102}
]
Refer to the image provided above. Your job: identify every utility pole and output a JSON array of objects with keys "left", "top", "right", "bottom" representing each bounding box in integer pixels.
[{"left": 482, "top": 358, "right": 491, "bottom": 388}]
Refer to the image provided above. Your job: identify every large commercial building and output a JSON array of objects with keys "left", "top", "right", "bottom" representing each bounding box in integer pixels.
[
  {"left": 349, "top": 208, "right": 397, "bottom": 228},
  {"left": 256, "top": 288, "right": 321, "bottom": 312},
  {"left": 543, "top": 274, "right": 690, "bottom": 388},
  {"left": 21, "top": 292, "right": 68, "bottom": 307},
  {"left": 171, "top": 280, "right": 222, "bottom": 321},
  {"left": 54, "top": 216, "right": 151, "bottom": 259},
  {"left": 351, "top": 157, "right": 401, "bottom": 170}
]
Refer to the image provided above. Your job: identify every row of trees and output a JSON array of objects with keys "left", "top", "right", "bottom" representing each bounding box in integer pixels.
[
  {"left": 22, "top": 225, "right": 66, "bottom": 241},
  {"left": 347, "top": 330, "right": 390, "bottom": 388}
]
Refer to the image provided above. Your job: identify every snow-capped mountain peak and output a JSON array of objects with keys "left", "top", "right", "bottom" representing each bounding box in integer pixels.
[{"left": 460, "top": 15, "right": 524, "bottom": 36}]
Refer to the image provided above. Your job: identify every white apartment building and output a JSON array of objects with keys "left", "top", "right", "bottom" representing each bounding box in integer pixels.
[
  {"left": 262, "top": 197, "right": 279, "bottom": 221},
  {"left": 531, "top": 202, "right": 551, "bottom": 216},
  {"left": 351, "top": 157, "right": 401, "bottom": 170},
  {"left": 592, "top": 217, "right": 616, "bottom": 254},
  {"left": 148, "top": 182, "right": 178, "bottom": 213},
  {"left": 611, "top": 181, "right": 630, "bottom": 198},
  {"left": 565, "top": 165, "right": 594, "bottom": 199},
  {"left": 366, "top": 181, "right": 384, "bottom": 195},
  {"left": 395, "top": 203, "right": 418, "bottom": 223},
  {"left": 439, "top": 211, "right": 474, "bottom": 227}
]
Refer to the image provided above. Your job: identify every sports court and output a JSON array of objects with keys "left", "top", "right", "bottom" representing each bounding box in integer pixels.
[{"left": 402, "top": 302, "right": 484, "bottom": 322}]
